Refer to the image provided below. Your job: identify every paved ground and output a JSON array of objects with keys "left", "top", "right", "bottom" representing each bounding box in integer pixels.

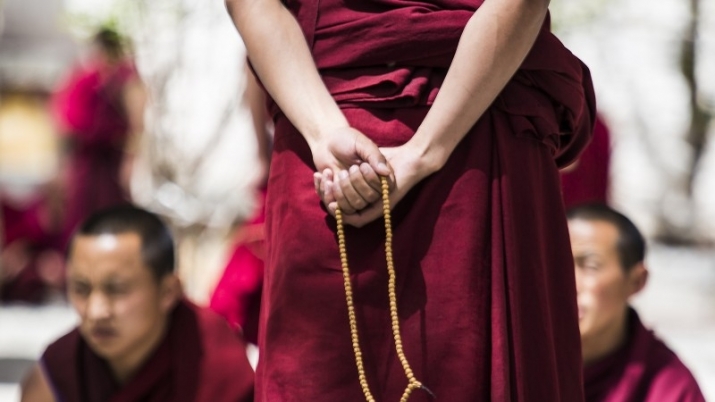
[{"left": 0, "top": 244, "right": 713, "bottom": 401}]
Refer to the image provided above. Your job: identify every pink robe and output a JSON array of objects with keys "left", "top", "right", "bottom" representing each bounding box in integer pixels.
[
  {"left": 41, "top": 299, "right": 255, "bottom": 402},
  {"left": 51, "top": 61, "right": 136, "bottom": 247},
  {"left": 584, "top": 309, "right": 705, "bottom": 402},
  {"left": 257, "top": 0, "right": 596, "bottom": 400}
]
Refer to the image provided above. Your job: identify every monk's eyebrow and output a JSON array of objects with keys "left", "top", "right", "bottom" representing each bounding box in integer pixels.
[
  {"left": 68, "top": 275, "right": 90, "bottom": 284},
  {"left": 574, "top": 252, "right": 601, "bottom": 264}
]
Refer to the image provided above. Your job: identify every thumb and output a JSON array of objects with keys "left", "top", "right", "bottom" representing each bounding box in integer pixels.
[{"left": 355, "top": 136, "right": 391, "bottom": 177}]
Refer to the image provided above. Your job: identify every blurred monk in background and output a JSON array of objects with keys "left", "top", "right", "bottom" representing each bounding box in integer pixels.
[
  {"left": 568, "top": 204, "right": 705, "bottom": 402},
  {"left": 51, "top": 27, "right": 146, "bottom": 249},
  {"left": 21, "top": 206, "right": 254, "bottom": 402}
]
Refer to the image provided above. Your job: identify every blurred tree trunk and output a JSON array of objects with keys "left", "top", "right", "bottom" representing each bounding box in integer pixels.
[
  {"left": 683, "top": 0, "right": 711, "bottom": 197},
  {"left": 656, "top": 0, "right": 713, "bottom": 244}
]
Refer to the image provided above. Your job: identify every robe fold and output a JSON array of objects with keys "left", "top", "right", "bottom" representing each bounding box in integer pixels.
[
  {"left": 257, "top": 0, "right": 596, "bottom": 400},
  {"left": 41, "top": 299, "right": 254, "bottom": 402},
  {"left": 584, "top": 309, "right": 705, "bottom": 402}
]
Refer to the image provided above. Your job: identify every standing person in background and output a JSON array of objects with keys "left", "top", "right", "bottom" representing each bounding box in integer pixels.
[
  {"left": 227, "top": 0, "right": 595, "bottom": 400},
  {"left": 51, "top": 27, "right": 146, "bottom": 249},
  {"left": 568, "top": 204, "right": 705, "bottom": 402}
]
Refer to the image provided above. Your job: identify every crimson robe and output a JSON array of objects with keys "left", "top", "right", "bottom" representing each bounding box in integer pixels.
[
  {"left": 210, "top": 193, "right": 266, "bottom": 344},
  {"left": 584, "top": 309, "right": 705, "bottom": 402},
  {"left": 561, "top": 115, "right": 610, "bottom": 208},
  {"left": 41, "top": 299, "right": 254, "bottom": 402},
  {"left": 51, "top": 61, "right": 135, "bottom": 247},
  {"left": 257, "top": 0, "right": 596, "bottom": 400},
  {"left": 1, "top": 199, "right": 55, "bottom": 303}
]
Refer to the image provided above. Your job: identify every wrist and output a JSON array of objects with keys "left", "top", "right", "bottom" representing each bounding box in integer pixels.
[
  {"left": 405, "top": 135, "right": 450, "bottom": 176},
  {"left": 301, "top": 110, "right": 349, "bottom": 151}
]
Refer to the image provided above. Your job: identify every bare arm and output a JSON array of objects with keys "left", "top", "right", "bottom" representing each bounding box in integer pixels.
[
  {"left": 323, "top": 0, "right": 552, "bottom": 226},
  {"left": 409, "top": 0, "right": 551, "bottom": 173},
  {"left": 21, "top": 363, "right": 55, "bottom": 402},
  {"left": 225, "top": 0, "right": 345, "bottom": 147},
  {"left": 225, "top": 0, "right": 392, "bottom": 212},
  {"left": 243, "top": 63, "right": 271, "bottom": 184}
]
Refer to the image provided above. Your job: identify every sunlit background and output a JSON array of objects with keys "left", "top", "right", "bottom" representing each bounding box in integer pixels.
[{"left": 1, "top": 0, "right": 713, "bottom": 400}]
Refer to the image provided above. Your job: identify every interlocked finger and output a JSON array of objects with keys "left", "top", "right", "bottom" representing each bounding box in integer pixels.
[
  {"left": 329, "top": 171, "right": 362, "bottom": 214},
  {"left": 349, "top": 165, "right": 381, "bottom": 204}
]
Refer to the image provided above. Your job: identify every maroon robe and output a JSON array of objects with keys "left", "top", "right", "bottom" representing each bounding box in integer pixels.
[
  {"left": 584, "top": 309, "right": 705, "bottom": 402},
  {"left": 41, "top": 299, "right": 254, "bottom": 402},
  {"left": 257, "top": 0, "right": 595, "bottom": 400},
  {"left": 0, "top": 199, "right": 55, "bottom": 303},
  {"left": 561, "top": 115, "right": 610, "bottom": 208}
]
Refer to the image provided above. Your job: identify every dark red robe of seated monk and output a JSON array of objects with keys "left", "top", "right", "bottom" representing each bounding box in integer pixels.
[
  {"left": 584, "top": 308, "right": 705, "bottom": 402},
  {"left": 257, "top": 0, "right": 596, "bottom": 400},
  {"left": 41, "top": 299, "right": 254, "bottom": 402}
]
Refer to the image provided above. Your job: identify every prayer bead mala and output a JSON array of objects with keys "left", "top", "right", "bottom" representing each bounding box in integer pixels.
[{"left": 335, "top": 176, "right": 433, "bottom": 402}]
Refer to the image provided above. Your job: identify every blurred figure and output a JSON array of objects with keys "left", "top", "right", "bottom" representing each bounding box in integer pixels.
[
  {"left": 20, "top": 206, "right": 254, "bottom": 402},
  {"left": 50, "top": 27, "right": 146, "bottom": 248},
  {"left": 209, "top": 69, "right": 270, "bottom": 345},
  {"left": 561, "top": 115, "right": 611, "bottom": 208},
  {"left": 209, "top": 191, "right": 265, "bottom": 345},
  {"left": 0, "top": 196, "right": 63, "bottom": 303},
  {"left": 0, "top": 94, "right": 65, "bottom": 303},
  {"left": 568, "top": 204, "right": 705, "bottom": 402}
]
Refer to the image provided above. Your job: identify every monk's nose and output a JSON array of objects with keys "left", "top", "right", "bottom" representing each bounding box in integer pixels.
[{"left": 87, "top": 292, "right": 111, "bottom": 321}]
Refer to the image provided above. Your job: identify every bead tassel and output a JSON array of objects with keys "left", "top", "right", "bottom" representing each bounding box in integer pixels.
[{"left": 335, "top": 176, "right": 428, "bottom": 402}]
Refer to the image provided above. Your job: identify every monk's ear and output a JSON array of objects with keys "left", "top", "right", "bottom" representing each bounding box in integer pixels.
[
  {"left": 159, "top": 274, "right": 182, "bottom": 312},
  {"left": 626, "top": 262, "right": 648, "bottom": 298}
]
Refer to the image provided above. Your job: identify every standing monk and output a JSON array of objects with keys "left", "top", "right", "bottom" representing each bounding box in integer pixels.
[
  {"left": 226, "top": 0, "right": 595, "bottom": 400},
  {"left": 51, "top": 28, "right": 146, "bottom": 248},
  {"left": 20, "top": 206, "right": 254, "bottom": 402},
  {"left": 568, "top": 204, "right": 705, "bottom": 402}
]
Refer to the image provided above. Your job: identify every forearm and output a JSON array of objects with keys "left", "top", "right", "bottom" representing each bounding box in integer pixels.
[
  {"left": 411, "top": 0, "right": 550, "bottom": 172},
  {"left": 225, "top": 0, "right": 347, "bottom": 148}
]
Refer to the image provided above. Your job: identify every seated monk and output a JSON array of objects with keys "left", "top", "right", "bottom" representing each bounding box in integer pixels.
[
  {"left": 20, "top": 205, "right": 254, "bottom": 402},
  {"left": 567, "top": 204, "right": 705, "bottom": 402}
]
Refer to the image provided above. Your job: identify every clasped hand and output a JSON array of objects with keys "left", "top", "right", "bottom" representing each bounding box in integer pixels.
[{"left": 310, "top": 127, "right": 436, "bottom": 228}]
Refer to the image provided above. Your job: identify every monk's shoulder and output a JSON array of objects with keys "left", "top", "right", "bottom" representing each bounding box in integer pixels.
[
  {"left": 186, "top": 301, "right": 252, "bottom": 367},
  {"left": 40, "top": 328, "right": 82, "bottom": 401},
  {"left": 643, "top": 333, "right": 705, "bottom": 402},
  {"left": 42, "top": 328, "right": 80, "bottom": 369},
  {"left": 188, "top": 303, "right": 255, "bottom": 401}
]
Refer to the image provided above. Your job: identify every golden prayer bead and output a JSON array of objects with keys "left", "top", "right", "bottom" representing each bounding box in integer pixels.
[{"left": 335, "top": 177, "right": 426, "bottom": 402}]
